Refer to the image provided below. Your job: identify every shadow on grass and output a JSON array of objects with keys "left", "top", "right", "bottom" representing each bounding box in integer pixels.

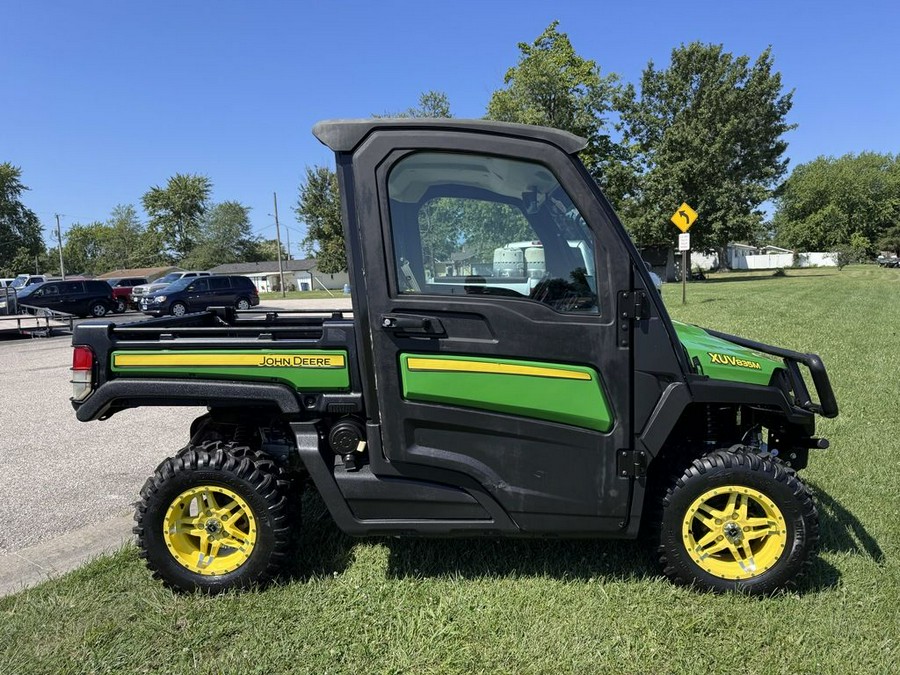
[
  {"left": 283, "top": 484, "right": 878, "bottom": 594},
  {"left": 809, "top": 481, "right": 885, "bottom": 563},
  {"left": 384, "top": 537, "right": 653, "bottom": 584},
  {"left": 281, "top": 491, "right": 355, "bottom": 582},
  {"left": 701, "top": 271, "right": 833, "bottom": 284}
]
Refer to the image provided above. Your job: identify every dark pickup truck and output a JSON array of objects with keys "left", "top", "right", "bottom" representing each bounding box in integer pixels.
[{"left": 71, "top": 119, "right": 837, "bottom": 595}]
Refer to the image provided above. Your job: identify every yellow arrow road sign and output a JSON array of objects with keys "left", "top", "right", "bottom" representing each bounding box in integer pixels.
[{"left": 671, "top": 202, "right": 698, "bottom": 232}]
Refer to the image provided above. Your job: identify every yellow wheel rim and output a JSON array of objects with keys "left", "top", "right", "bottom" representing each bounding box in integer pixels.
[
  {"left": 682, "top": 485, "right": 787, "bottom": 580},
  {"left": 162, "top": 485, "right": 258, "bottom": 575}
]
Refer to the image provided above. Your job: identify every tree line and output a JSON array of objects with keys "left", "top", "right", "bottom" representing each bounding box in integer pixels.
[
  {"left": 297, "top": 22, "right": 900, "bottom": 272},
  {"left": 0, "top": 169, "right": 287, "bottom": 277}
]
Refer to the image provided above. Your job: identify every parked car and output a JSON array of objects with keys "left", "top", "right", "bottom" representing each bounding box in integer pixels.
[
  {"left": 131, "top": 271, "right": 211, "bottom": 307},
  {"left": 140, "top": 275, "right": 259, "bottom": 316},
  {"left": 10, "top": 274, "right": 48, "bottom": 289},
  {"left": 105, "top": 277, "right": 149, "bottom": 313},
  {"left": 0, "top": 278, "right": 16, "bottom": 288},
  {"left": 15, "top": 279, "right": 115, "bottom": 317}
]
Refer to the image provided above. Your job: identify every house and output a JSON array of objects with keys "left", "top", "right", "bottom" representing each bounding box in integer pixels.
[{"left": 209, "top": 259, "right": 350, "bottom": 292}]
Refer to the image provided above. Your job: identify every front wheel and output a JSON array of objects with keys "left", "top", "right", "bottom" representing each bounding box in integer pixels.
[
  {"left": 171, "top": 302, "right": 187, "bottom": 317},
  {"left": 133, "top": 446, "right": 294, "bottom": 592},
  {"left": 114, "top": 298, "right": 127, "bottom": 313},
  {"left": 657, "top": 450, "right": 818, "bottom": 594}
]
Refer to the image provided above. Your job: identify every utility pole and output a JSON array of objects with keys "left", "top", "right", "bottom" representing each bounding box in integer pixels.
[
  {"left": 273, "top": 192, "right": 286, "bottom": 297},
  {"left": 55, "top": 214, "right": 66, "bottom": 280},
  {"left": 285, "top": 225, "right": 291, "bottom": 260}
]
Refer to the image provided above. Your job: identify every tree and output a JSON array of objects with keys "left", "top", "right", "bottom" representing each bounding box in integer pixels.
[
  {"left": 62, "top": 222, "right": 107, "bottom": 275},
  {"left": 294, "top": 166, "right": 345, "bottom": 273},
  {"left": 142, "top": 173, "right": 212, "bottom": 259},
  {"left": 774, "top": 153, "right": 900, "bottom": 251},
  {"left": 616, "top": 43, "right": 794, "bottom": 262},
  {"left": 252, "top": 238, "right": 289, "bottom": 262},
  {"left": 486, "top": 21, "right": 620, "bottom": 177},
  {"left": 109, "top": 204, "right": 170, "bottom": 268},
  {"left": 376, "top": 90, "right": 452, "bottom": 118},
  {"left": 0, "top": 163, "right": 45, "bottom": 276},
  {"left": 183, "top": 201, "right": 258, "bottom": 270},
  {"left": 878, "top": 225, "right": 900, "bottom": 256}
]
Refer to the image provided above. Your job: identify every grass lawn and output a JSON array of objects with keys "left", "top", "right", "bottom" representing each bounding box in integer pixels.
[
  {"left": 258, "top": 289, "right": 343, "bottom": 301},
  {"left": 2, "top": 265, "right": 898, "bottom": 674}
]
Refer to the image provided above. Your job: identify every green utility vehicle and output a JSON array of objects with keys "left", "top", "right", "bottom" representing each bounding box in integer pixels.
[{"left": 71, "top": 119, "right": 837, "bottom": 594}]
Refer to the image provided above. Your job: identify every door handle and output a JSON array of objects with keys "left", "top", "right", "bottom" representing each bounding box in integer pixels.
[{"left": 380, "top": 313, "right": 445, "bottom": 335}]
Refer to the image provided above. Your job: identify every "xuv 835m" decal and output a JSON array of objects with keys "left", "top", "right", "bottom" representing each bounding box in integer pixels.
[{"left": 707, "top": 352, "right": 762, "bottom": 370}]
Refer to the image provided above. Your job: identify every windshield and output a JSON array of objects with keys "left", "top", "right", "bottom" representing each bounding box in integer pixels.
[
  {"left": 11, "top": 274, "right": 30, "bottom": 289},
  {"left": 154, "top": 273, "right": 182, "bottom": 285},
  {"left": 16, "top": 282, "right": 41, "bottom": 298},
  {"left": 163, "top": 277, "right": 193, "bottom": 291}
]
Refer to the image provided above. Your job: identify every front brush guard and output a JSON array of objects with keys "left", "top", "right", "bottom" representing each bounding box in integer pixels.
[{"left": 704, "top": 329, "right": 838, "bottom": 419}]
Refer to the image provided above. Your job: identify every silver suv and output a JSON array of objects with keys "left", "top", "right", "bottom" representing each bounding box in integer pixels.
[{"left": 130, "top": 271, "right": 210, "bottom": 306}]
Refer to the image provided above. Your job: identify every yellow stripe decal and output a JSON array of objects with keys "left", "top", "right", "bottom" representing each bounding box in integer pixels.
[
  {"left": 113, "top": 353, "right": 346, "bottom": 368},
  {"left": 406, "top": 357, "right": 591, "bottom": 381}
]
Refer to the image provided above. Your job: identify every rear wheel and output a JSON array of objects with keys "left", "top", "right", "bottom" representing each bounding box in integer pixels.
[
  {"left": 657, "top": 449, "right": 818, "bottom": 594},
  {"left": 134, "top": 446, "right": 294, "bottom": 592},
  {"left": 171, "top": 302, "right": 187, "bottom": 317},
  {"left": 236, "top": 297, "right": 251, "bottom": 310},
  {"left": 89, "top": 302, "right": 107, "bottom": 317},
  {"left": 114, "top": 298, "right": 127, "bottom": 313}
]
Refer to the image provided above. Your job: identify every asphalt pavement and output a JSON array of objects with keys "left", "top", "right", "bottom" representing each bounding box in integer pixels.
[{"left": 0, "top": 298, "right": 352, "bottom": 594}]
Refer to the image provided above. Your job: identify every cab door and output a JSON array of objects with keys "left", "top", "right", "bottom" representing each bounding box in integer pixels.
[{"left": 343, "top": 130, "right": 636, "bottom": 534}]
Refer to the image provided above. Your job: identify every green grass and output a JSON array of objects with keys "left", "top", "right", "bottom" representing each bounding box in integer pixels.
[
  {"left": 3, "top": 265, "right": 899, "bottom": 674},
  {"left": 258, "top": 290, "right": 343, "bottom": 301}
]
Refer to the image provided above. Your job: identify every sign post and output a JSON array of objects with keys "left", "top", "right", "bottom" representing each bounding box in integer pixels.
[{"left": 671, "top": 202, "right": 698, "bottom": 305}]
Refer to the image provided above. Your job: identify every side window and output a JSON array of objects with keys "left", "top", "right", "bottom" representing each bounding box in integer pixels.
[
  {"left": 191, "top": 278, "right": 210, "bottom": 292},
  {"left": 41, "top": 284, "right": 59, "bottom": 296},
  {"left": 209, "top": 277, "right": 230, "bottom": 290},
  {"left": 60, "top": 281, "right": 83, "bottom": 294},
  {"left": 387, "top": 152, "right": 599, "bottom": 314}
]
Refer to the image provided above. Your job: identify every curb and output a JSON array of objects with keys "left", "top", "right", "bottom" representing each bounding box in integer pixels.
[{"left": 0, "top": 512, "right": 133, "bottom": 598}]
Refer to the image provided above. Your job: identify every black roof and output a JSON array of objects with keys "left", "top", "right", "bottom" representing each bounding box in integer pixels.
[{"left": 312, "top": 118, "right": 587, "bottom": 154}]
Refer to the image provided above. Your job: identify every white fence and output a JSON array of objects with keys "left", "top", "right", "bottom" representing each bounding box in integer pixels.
[{"left": 690, "top": 251, "right": 838, "bottom": 270}]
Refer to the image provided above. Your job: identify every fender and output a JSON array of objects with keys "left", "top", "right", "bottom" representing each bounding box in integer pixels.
[{"left": 73, "top": 379, "right": 302, "bottom": 421}]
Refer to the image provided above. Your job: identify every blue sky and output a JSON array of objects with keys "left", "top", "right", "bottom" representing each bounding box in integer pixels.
[{"left": 2, "top": 1, "right": 898, "bottom": 252}]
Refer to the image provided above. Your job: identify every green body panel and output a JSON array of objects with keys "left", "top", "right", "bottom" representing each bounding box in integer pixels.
[
  {"left": 110, "top": 349, "right": 350, "bottom": 390},
  {"left": 399, "top": 353, "right": 613, "bottom": 432},
  {"left": 673, "top": 321, "right": 783, "bottom": 386}
]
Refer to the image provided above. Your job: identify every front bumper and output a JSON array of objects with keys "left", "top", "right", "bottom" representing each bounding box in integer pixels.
[{"left": 705, "top": 329, "right": 838, "bottom": 418}]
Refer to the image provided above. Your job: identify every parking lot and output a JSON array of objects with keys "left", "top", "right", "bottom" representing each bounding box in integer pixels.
[
  {"left": 0, "top": 316, "right": 202, "bottom": 553},
  {"left": 0, "top": 300, "right": 351, "bottom": 556}
]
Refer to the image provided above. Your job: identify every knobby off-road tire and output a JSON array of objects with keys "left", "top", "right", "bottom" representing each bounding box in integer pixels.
[
  {"left": 134, "top": 445, "right": 293, "bottom": 593},
  {"left": 175, "top": 440, "right": 304, "bottom": 548},
  {"left": 657, "top": 449, "right": 819, "bottom": 594}
]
